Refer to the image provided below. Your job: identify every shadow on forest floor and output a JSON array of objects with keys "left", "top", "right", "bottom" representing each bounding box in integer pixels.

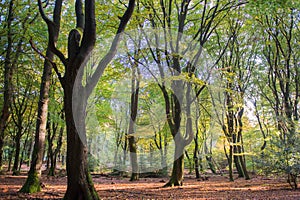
[{"left": 0, "top": 172, "right": 299, "bottom": 199}]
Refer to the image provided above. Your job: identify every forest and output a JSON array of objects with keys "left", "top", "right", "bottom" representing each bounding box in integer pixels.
[{"left": 0, "top": 0, "right": 300, "bottom": 199}]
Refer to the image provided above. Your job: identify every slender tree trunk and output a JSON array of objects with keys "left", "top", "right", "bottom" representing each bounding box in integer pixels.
[
  {"left": 237, "top": 109, "right": 250, "bottom": 180},
  {"left": 205, "top": 144, "right": 216, "bottom": 174},
  {"left": 194, "top": 100, "right": 201, "bottom": 179},
  {"left": 128, "top": 57, "right": 140, "bottom": 181},
  {"left": 159, "top": 146, "right": 167, "bottom": 175},
  {"left": 122, "top": 135, "right": 128, "bottom": 174},
  {"left": 20, "top": 49, "right": 53, "bottom": 192},
  {"left": 20, "top": 0, "right": 62, "bottom": 192},
  {"left": 49, "top": 125, "right": 63, "bottom": 176},
  {"left": 224, "top": 143, "right": 234, "bottom": 182},
  {"left": 0, "top": 0, "right": 15, "bottom": 171},
  {"left": 233, "top": 133, "right": 243, "bottom": 178},
  {"left": 7, "top": 148, "right": 13, "bottom": 172},
  {"left": 194, "top": 138, "right": 200, "bottom": 178},
  {"left": 12, "top": 132, "right": 21, "bottom": 175},
  {"left": 163, "top": 132, "right": 168, "bottom": 174},
  {"left": 47, "top": 120, "right": 55, "bottom": 176},
  {"left": 185, "top": 151, "right": 193, "bottom": 174},
  {"left": 19, "top": 131, "right": 30, "bottom": 172}
]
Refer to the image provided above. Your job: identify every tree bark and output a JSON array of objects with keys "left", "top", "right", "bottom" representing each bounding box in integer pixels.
[
  {"left": 19, "top": 48, "right": 54, "bottom": 193},
  {"left": 164, "top": 141, "right": 185, "bottom": 187},
  {"left": 128, "top": 57, "right": 140, "bottom": 181},
  {"left": 194, "top": 135, "right": 200, "bottom": 179},
  {"left": 20, "top": 0, "right": 62, "bottom": 191},
  {"left": 0, "top": 0, "right": 15, "bottom": 171},
  {"left": 63, "top": 85, "right": 98, "bottom": 199},
  {"left": 12, "top": 132, "right": 21, "bottom": 175},
  {"left": 36, "top": 0, "right": 135, "bottom": 197}
]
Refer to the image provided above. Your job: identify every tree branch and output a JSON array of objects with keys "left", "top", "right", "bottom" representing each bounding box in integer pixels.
[
  {"left": 37, "top": 0, "right": 67, "bottom": 66},
  {"left": 29, "top": 38, "right": 63, "bottom": 82},
  {"left": 86, "top": 0, "right": 135, "bottom": 96}
]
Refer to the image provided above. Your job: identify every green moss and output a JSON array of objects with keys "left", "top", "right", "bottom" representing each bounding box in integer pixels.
[
  {"left": 19, "top": 171, "right": 41, "bottom": 193},
  {"left": 87, "top": 171, "right": 99, "bottom": 200}
]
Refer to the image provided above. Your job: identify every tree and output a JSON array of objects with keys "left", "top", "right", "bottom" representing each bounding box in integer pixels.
[
  {"left": 11, "top": 79, "right": 36, "bottom": 175},
  {"left": 36, "top": 0, "right": 135, "bottom": 198},
  {"left": 141, "top": 0, "right": 245, "bottom": 187},
  {"left": 20, "top": 0, "right": 62, "bottom": 193},
  {"left": 211, "top": 12, "right": 258, "bottom": 180},
  {"left": 254, "top": 5, "right": 300, "bottom": 188},
  {"left": 0, "top": 0, "right": 34, "bottom": 172},
  {"left": 127, "top": 46, "right": 141, "bottom": 181}
]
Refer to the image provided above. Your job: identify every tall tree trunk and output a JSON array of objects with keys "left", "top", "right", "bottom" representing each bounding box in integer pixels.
[
  {"left": 35, "top": 0, "right": 135, "bottom": 198},
  {"left": 47, "top": 119, "right": 55, "bottom": 176},
  {"left": 185, "top": 151, "right": 193, "bottom": 174},
  {"left": 162, "top": 80, "right": 193, "bottom": 187},
  {"left": 20, "top": 49, "right": 54, "bottom": 193},
  {"left": 128, "top": 60, "right": 140, "bottom": 181},
  {"left": 20, "top": 0, "right": 62, "bottom": 193},
  {"left": 0, "top": 0, "right": 15, "bottom": 171}
]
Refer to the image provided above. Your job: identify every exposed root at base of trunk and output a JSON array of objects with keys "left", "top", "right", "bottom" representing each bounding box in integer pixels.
[{"left": 163, "top": 180, "right": 183, "bottom": 188}]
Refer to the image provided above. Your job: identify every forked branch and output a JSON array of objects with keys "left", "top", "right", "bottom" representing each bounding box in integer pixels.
[{"left": 37, "top": 0, "right": 67, "bottom": 66}]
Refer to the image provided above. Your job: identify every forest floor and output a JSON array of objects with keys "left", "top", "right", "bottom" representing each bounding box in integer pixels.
[{"left": 0, "top": 172, "right": 299, "bottom": 199}]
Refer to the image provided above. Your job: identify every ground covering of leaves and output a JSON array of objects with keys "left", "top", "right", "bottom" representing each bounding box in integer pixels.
[{"left": 0, "top": 173, "right": 299, "bottom": 199}]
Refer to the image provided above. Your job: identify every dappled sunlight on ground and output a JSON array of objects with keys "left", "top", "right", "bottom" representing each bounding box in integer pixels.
[{"left": 0, "top": 173, "right": 299, "bottom": 199}]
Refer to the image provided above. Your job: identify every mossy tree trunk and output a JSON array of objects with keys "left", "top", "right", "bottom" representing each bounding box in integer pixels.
[
  {"left": 20, "top": 0, "right": 62, "bottom": 193},
  {"left": 19, "top": 47, "right": 55, "bottom": 192}
]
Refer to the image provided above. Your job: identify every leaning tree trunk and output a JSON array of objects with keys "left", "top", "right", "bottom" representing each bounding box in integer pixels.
[
  {"left": 20, "top": 49, "right": 54, "bottom": 193},
  {"left": 20, "top": 0, "right": 62, "bottom": 193}
]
